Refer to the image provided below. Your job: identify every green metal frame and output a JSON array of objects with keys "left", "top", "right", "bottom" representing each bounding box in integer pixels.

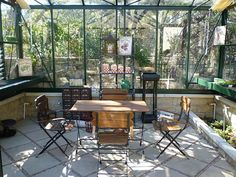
[
  {"left": 1, "top": 0, "right": 235, "bottom": 96},
  {"left": 0, "top": 2, "right": 6, "bottom": 80},
  {"left": 217, "top": 10, "right": 228, "bottom": 78}
]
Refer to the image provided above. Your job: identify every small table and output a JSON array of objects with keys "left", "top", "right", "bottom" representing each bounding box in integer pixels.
[
  {"left": 70, "top": 100, "right": 149, "bottom": 112},
  {"left": 70, "top": 100, "right": 149, "bottom": 145}
]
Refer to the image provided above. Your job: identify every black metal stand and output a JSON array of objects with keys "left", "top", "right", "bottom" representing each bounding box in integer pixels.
[{"left": 141, "top": 72, "right": 160, "bottom": 123}]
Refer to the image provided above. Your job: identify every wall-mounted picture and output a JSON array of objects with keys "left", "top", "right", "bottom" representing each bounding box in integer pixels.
[
  {"left": 18, "top": 59, "right": 33, "bottom": 77},
  {"left": 118, "top": 36, "right": 132, "bottom": 56},
  {"left": 213, "top": 26, "right": 226, "bottom": 45}
]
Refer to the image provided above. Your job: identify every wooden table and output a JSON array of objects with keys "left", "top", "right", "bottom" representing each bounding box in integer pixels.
[
  {"left": 70, "top": 100, "right": 149, "bottom": 144},
  {"left": 70, "top": 100, "right": 149, "bottom": 113}
]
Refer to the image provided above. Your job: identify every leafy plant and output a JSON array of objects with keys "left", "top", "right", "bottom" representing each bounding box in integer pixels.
[{"left": 210, "top": 120, "right": 234, "bottom": 143}]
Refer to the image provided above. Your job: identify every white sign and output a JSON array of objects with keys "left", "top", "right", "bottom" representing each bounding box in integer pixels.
[
  {"left": 118, "top": 36, "right": 132, "bottom": 56},
  {"left": 213, "top": 26, "right": 226, "bottom": 45}
]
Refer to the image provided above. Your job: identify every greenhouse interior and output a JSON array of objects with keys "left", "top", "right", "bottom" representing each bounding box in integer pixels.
[{"left": 0, "top": 0, "right": 236, "bottom": 176}]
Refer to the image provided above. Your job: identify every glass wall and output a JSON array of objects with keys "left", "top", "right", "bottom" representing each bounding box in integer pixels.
[
  {"left": 1, "top": 3, "right": 18, "bottom": 79},
  {"left": 1, "top": 1, "right": 235, "bottom": 90},
  {"left": 22, "top": 9, "right": 53, "bottom": 85},
  {"left": 223, "top": 9, "right": 236, "bottom": 80}
]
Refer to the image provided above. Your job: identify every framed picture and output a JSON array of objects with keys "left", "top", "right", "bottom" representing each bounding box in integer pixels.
[
  {"left": 118, "top": 36, "right": 132, "bottom": 56},
  {"left": 18, "top": 59, "right": 33, "bottom": 77},
  {"left": 213, "top": 26, "right": 226, "bottom": 46}
]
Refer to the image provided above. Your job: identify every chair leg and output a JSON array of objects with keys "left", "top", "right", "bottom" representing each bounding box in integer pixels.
[
  {"left": 164, "top": 132, "right": 188, "bottom": 157},
  {"left": 76, "top": 120, "right": 82, "bottom": 146},
  {"left": 140, "top": 121, "right": 144, "bottom": 146},
  {"left": 157, "top": 130, "right": 187, "bottom": 158},
  {"left": 98, "top": 144, "right": 101, "bottom": 164},
  {"left": 37, "top": 132, "right": 69, "bottom": 157}
]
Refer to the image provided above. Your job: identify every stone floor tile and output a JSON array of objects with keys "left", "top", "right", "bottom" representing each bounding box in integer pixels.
[
  {"left": 129, "top": 140, "right": 149, "bottom": 152},
  {"left": 177, "top": 126, "right": 201, "bottom": 143},
  {"left": 140, "top": 144, "right": 176, "bottom": 162},
  {"left": 48, "top": 145, "right": 80, "bottom": 162},
  {"left": 2, "top": 119, "right": 233, "bottom": 177},
  {"left": 197, "top": 137, "right": 215, "bottom": 149},
  {"left": 199, "top": 165, "right": 234, "bottom": 177},
  {"left": 35, "top": 137, "right": 69, "bottom": 150},
  {"left": 144, "top": 165, "right": 189, "bottom": 177},
  {"left": 142, "top": 129, "right": 163, "bottom": 143},
  {"left": 0, "top": 133, "right": 31, "bottom": 149},
  {"left": 16, "top": 152, "right": 61, "bottom": 176},
  {"left": 26, "top": 129, "right": 53, "bottom": 142},
  {"left": 128, "top": 153, "right": 157, "bottom": 177},
  {"left": 2, "top": 151, "right": 12, "bottom": 166},
  {"left": 5, "top": 142, "right": 41, "bottom": 162},
  {"left": 213, "top": 156, "right": 234, "bottom": 172},
  {"left": 185, "top": 142, "right": 219, "bottom": 163},
  {"left": 165, "top": 155, "right": 208, "bottom": 176},
  {"left": 15, "top": 120, "right": 40, "bottom": 133},
  {"left": 69, "top": 153, "right": 101, "bottom": 176},
  {"left": 97, "top": 162, "right": 129, "bottom": 176},
  {"left": 32, "top": 164, "right": 79, "bottom": 177},
  {"left": 3, "top": 163, "right": 27, "bottom": 177}
]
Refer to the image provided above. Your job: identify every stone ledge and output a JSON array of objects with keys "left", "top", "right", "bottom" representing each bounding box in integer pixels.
[{"left": 189, "top": 111, "right": 236, "bottom": 166}]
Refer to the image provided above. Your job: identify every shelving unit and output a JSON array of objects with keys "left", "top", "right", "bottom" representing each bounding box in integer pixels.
[{"left": 99, "top": 36, "right": 135, "bottom": 100}]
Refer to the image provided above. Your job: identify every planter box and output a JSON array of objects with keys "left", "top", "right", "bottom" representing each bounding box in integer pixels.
[
  {"left": 190, "top": 111, "right": 236, "bottom": 166},
  {"left": 197, "top": 77, "right": 236, "bottom": 100}
]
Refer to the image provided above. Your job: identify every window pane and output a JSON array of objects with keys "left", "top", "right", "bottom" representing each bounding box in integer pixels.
[
  {"left": 53, "top": 10, "right": 84, "bottom": 87},
  {"left": 22, "top": 10, "right": 53, "bottom": 86},
  {"left": 4, "top": 44, "right": 17, "bottom": 79},
  {"left": 188, "top": 11, "right": 219, "bottom": 88},
  {"left": 157, "top": 10, "right": 188, "bottom": 89},
  {"left": 223, "top": 46, "right": 236, "bottom": 80},
  {"left": 1, "top": 3, "right": 16, "bottom": 42}
]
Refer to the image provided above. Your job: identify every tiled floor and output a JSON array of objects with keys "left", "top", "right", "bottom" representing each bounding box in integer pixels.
[{"left": 0, "top": 118, "right": 234, "bottom": 177}]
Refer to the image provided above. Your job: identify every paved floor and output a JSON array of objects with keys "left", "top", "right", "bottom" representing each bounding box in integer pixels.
[{"left": 0, "top": 118, "right": 234, "bottom": 177}]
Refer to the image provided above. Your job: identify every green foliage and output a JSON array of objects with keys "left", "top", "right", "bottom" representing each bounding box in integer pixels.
[
  {"left": 210, "top": 120, "right": 234, "bottom": 142},
  {"left": 134, "top": 40, "right": 150, "bottom": 67}
]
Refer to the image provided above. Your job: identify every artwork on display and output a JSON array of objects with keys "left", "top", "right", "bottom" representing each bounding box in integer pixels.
[
  {"left": 213, "top": 26, "right": 226, "bottom": 45},
  {"left": 18, "top": 59, "right": 33, "bottom": 77},
  {"left": 118, "top": 36, "right": 132, "bottom": 56},
  {"left": 103, "top": 34, "right": 116, "bottom": 55}
]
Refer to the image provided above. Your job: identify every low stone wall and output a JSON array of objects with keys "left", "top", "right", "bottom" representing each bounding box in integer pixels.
[
  {"left": 214, "top": 96, "right": 236, "bottom": 129},
  {"left": 0, "top": 93, "right": 26, "bottom": 121},
  {"left": 0, "top": 92, "right": 215, "bottom": 122},
  {"left": 190, "top": 111, "right": 236, "bottom": 166},
  {"left": 1, "top": 92, "right": 236, "bottom": 128}
]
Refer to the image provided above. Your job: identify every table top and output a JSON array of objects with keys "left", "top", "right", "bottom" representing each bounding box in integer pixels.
[{"left": 70, "top": 100, "right": 149, "bottom": 112}]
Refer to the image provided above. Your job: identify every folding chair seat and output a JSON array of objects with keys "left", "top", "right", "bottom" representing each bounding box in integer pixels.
[
  {"left": 152, "top": 96, "right": 191, "bottom": 158},
  {"left": 35, "top": 95, "right": 74, "bottom": 157},
  {"left": 92, "top": 111, "right": 133, "bottom": 164}
]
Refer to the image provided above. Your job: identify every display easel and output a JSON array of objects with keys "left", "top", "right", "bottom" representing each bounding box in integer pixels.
[{"left": 141, "top": 72, "right": 160, "bottom": 123}]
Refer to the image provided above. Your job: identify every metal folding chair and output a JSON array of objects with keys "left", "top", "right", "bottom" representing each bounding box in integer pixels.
[
  {"left": 153, "top": 96, "right": 191, "bottom": 158},
  {"left": 93, "top": 111, "right": 133, "bottom": 164},
  {"left": 35, "top": 95, "right": 74, "bottom": 157}
]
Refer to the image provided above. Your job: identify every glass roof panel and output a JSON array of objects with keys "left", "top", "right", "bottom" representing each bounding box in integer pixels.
[
  {"left": 159, "top": 0, "right": 194, "bottom": 6},
  {"left": 193, "top": 0, "right": 212, "bottom": 6},
  {"left": 83, "top": 0, "right": 112, "bottom": 5},
  {"left": 126, "top": 0, "right": 158, "bottom": 5},
  {"left": 25, "top": 0, "right": 50, "bottom": 5},
  {"left": 22, "top": 0, "right": 213, "bottom": 7},
  {"left": 51, "top": 0, "right": 82, "bottom": 5}
]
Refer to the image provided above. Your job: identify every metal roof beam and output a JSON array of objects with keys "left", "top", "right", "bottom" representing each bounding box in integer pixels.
[{"left": 29, "top": 5, "right": 211, "bottom": 10}]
